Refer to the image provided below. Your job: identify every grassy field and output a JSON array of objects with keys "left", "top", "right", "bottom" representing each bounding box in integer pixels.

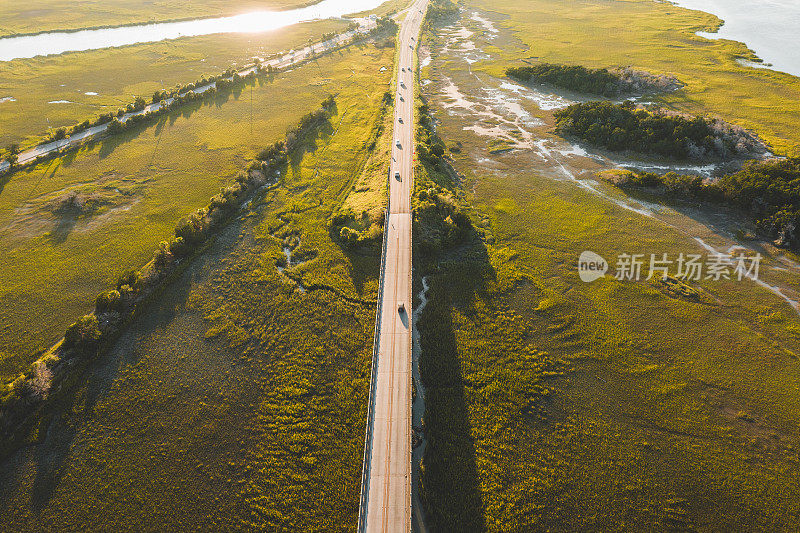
[
  {"left": 416, "top": 2, "right": 800, "bottom": 530},
  {"left": 0, "top": 36, "right": 393, "bottom": 385},
  {"left": 467, "top": 0, "right": 800, "bottom": 157},
  {"left": 0, "top": 41, "right": 393, "bottom": 530},
  {"left": 0, "top": 0, "right": 316, "bottom": 37},
  {"left": 0, "top": 18, "right": 348, "bottom": 148}
]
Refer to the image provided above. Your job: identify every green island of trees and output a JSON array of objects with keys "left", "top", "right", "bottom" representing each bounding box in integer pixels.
[
  {"left": 554, "top": 101, "right": 765, "bottom": 160},
  {"left": 606, "top": 157, "right": 800, "bottom": 248},
  {"left": 507, "top": 63, "right": 682, "bottom": 97}
]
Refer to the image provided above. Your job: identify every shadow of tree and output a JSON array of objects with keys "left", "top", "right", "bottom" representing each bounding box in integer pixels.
[
  {"left": 22, "top": 160, "right": 61, "bottom": 205},
  {"left": 4, "top": 210, "right": 253, "bottom": 515},
  {"left": 330, "top": 233, "right": 381, "bottom": 296},
  {"left": 288, "top": 116, "right": 334, "bottom": 172},
  {"left": 59, "top": 148, "right": 79, "bottom": 168},
  {"left": 28, "top": 395, "right": 78, "bottom": 512},
  {"left": 0, "top": 173, "right": 9, "bottom": 196},
  {"left": 613, "top": 184, "right": 776, "bottom": 255},
  {"left": 45, "top": 214, "right": 77, "bottom": 244}
]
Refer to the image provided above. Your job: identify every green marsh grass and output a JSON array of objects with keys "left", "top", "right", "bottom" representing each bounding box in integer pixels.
[
  {"left": 0, "top": 41, "right": 393, "bottom": 384},
  {"left": 415, "top": 3, "right": 800, "bottom": 529},
  {"left": 0, "top": 19, "right": 348, "bottom": 147},
  {"left": 0, "top": 42, "right": 395, "bottom": 530}
]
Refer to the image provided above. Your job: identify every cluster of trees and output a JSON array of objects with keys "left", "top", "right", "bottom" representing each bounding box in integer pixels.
[
  {"left": 0, "top": 96, "right": 336, "bottom": 433},
  {"left": 417, "top": 102, "right": 447, "bottom": 165},
  {"left": 2, "top": 143, "right": 21, "bottom": 168},
  {"left": 555, "top": 101, "right": 765, "bottom": 160},
  {"left": 353, "top": 16, "right": 398, "bottom": 47},
  {"left": 425, "top": 0, "right": 459, "bottom": 23},
  {"left": 507, "top": 63, "right": 681, "bottom": 97},
  {"left": 610, "top": 157, "right": 800, "bottom": 248},
  {"left": 336, "top": 216, "right": 384, "bottom": 249},
  {"left": 371, "top": 16, "right": 399, "bottom": 36},
  {"left": 48, "top": 127, "right": 69, "bottom": 142},
  {"left": 414, "top": 187, "right": 472, "bottom": 254},
  {"left": 320, "top": 31, "right": 339, "bottom": 42},
  {"left": 413, "top": 98, "right": 472, "bottom": 254},
  {"left": 507, "top": 64, "right": 624, "bottom": 97}
]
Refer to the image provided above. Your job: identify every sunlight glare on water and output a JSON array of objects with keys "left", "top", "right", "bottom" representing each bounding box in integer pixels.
[{"left": 0, "top": 0, "right": 387, "bottom": 61}]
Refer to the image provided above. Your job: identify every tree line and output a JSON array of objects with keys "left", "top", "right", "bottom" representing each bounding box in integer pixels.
[
  {"left": 1, "top": 30, "right": 350, "bottom": 174},
  {"left": 507, "top": 63, "right": 682, "bottom": 97},
  {"left": 414, "top": 98, "right": 472, "bottom": 255},
  {"left": 609, "top": 157, "right": 800, "bottom": 248},
  {"left": 1, "top": 65, "right": 271, "bottom": 173},
  {"left": 425, "top": 0, "right": 459, "bottom": 24},
  {"left": 507, "top": 64, "right": 624, "bottom": 97},
  {"left": 0, "top": 96, "right": 337, "bottom": 448}
]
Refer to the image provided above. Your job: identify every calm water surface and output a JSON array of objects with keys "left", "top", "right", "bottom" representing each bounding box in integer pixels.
[
  {"left": 0, "top": 0, "right": 386, "bottom": 62},
  {"left": 669, "top": 0, "right": 800, "bottom": 77}
]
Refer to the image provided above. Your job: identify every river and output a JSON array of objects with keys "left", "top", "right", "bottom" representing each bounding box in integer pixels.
[
  {"left": 0, "top": 0, "right": 386, "bottom": 62},
  {"left": 668, "top": 0, "right": 800, "bottom": 78}
]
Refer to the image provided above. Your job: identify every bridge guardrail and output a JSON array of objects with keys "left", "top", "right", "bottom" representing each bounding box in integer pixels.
[{"left": 356, "top": 164, "right": 393, "bottom": 532}]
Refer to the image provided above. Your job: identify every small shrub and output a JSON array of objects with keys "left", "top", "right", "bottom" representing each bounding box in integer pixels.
[
  {"left": 95, "top": 289, "right": 122, "bottom": 313},
  {"left": 339, "top": 226, "right": 360, "bottom": 247},
  {"left": 169, "top": 236, "right": 191, "bottom": 258},
  {"left": 63, "top": 315, "right": 102, "bottom": 353},
  {"left": 117, "top": 270, "right": 141, "bottom": 290}
]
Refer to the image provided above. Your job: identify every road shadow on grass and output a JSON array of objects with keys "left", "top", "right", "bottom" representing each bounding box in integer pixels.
[{"left": 417, "top": 238, "right": 493, "bottom": 532}]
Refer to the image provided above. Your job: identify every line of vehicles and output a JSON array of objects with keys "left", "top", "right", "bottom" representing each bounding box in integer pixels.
[
  {"left": 393, "top": 50, "right": 414, "bottom": 315},
  {"left": 394, "top": 62, "right": 411, "bottom": 183}
]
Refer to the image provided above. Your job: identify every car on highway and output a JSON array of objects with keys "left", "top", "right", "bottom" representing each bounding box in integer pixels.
[
  {"left": 398, "top": 117, "right": 403, "bottom": 123},
  {"left": 396, "top": 139, "right": 402, "bottom": 148},
  {"left": 395, "top": 171, "right": 401, "bottom": 181},
  {"left": 401, "top": 67, "right": 405, "bottom": 72},
  {"left": 398, "top": 302, "right": 405, "bottom": 314}
]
